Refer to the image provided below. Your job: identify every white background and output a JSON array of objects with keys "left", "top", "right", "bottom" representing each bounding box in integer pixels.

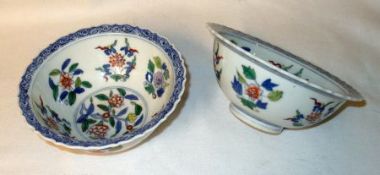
[{"left": 1, "top": 0, "right": 379, "bottom": 174}]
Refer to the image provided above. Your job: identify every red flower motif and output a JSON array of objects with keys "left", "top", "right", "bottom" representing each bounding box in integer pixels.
[
  {"left": 246, "top": 85, "right": 261, "bottom": 100},
  {"left": 126, "top": 125, "right": 134, "bottom": 131},
  {"left": 89, "top": 124, "right": 109, "bottom": 138},
  {"left": 102, "top": 112, "right": 111, "bottom": 119},
  {"left": 108, "top": 53, "right": 126, "bottom": 67},
  {"left": 306, "top": 112, "right": 321, "bottom": 122},
  {"left": 108, "top": 95, "right": 124, "bottom": 108},
  {"left": 59, "top": 73, "right": 73, "bottom": 90}
]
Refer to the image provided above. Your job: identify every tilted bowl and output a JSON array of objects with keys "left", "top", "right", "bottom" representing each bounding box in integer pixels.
[
  {"left": 208, "top": 23, "right": 363, "bottom": 134},
  {"left": 19, "top": 24, "right": 186, "bottom": 152}
]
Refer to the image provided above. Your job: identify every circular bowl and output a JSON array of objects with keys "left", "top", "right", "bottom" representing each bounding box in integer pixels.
[
  {"left": 207, "top": 23, "right": 363, "bottom": 134},
  {"left": 19, "top": 24, "right": 186, "bottom": 152}
]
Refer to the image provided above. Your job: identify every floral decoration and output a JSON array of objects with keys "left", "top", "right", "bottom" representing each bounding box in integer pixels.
[
  {"left": 34, "top": 96, "right": 72, "bottom": 137},
  {"left": 213, "top": 42, "right": 223, "bottom": 81},
  {"left": 49, "top": 58, "right": 92, "bottom": 106},
  {"left": 232, "top": 65, "right": 283, "bottom": 111},
  {"left": 285, "top": 98, "right": 340, "bottom": 126},
  {"left": 95, "top": 38, "right": 138, "bottom": 82},
  {"left": 19, "top": 24, "right": 186, "bottom": 147},
  {"left": 269, "top": 60, "right": 304, "bottom": 77},
  {"left": 76, "top": 88, "right": 144, "bottom": 139},
  {"left": 144, "top": 56, "right": 170, "bottom": 99}
]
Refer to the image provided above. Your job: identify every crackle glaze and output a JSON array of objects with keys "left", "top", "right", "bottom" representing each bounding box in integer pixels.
[
  {"left": 208, "top": 23, "right": 363, "bottom": 134},
  {"left": 19, "top": 24, "right": 186, "bottom": 152}
]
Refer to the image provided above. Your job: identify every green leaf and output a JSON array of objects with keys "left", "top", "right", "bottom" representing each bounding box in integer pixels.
[
  {"left": 49, "top": 69, "right": 61, "bottom": 76},
  {"left": 294, "top": 68, "right": 304, "bottom": 77},
  {"left": 87, "top": 118, "right": 96, "bottom": 124},
  {"left": 97, "top": 104, "right": 109, "bottom": 111},
  {"left": 111, "top": 40, "right": 117, "bottom": 47},
  {"left": 95, "top": 94, "right": 109, "bottom": 101},
  {"left": 69, "top": 63, "right": 79, "bottom": 72},
  {"left": 109, "top": 117, "right": 115, "bottom": 127},
  {"left": 293, "top": 122, "right": 303, "bottom": 127},
  {"left": 117, "top": 88, "right": 126, "bottom": 96},
  {"left": 81, "top": 81, "right": 92, "bottom": 88},
  {"left": 75, "top": 77, "right": 81, "bottom": 88},
  {"left": 237, "top": 71, "right": 247, "bottom": 84},
  {"left": 135, "top": 103, "right": 143, "bottom": 116},
  {"left": 164, "top": 69, "right": 169, "bottom": 80},
  {"left": 283, "top": 65, "right": 293, "bottom": 71},
  {"left": 267, "top": 90, "right": 283, "bottom": 102},
  {"left": 68, "top": 91, "right": 76, "bottom": 105},
  {"left": 240, "top": 97, "right": 256, "bottom": 109},
  {"left": 132, "top": 57, "right": 137, "bottom": 64},
  {"left": 144, "top": 84, "right": 155, "bottom": 94},
  {"left": 153, "top": 56, "right": 162, "bottom": 69},
  {"left": 81, "top": 121, "right": 89, "bottom": 132},
  {"left": 148, "top": 60, "right": 155, "bottom": 73},
  {"left": 242, "top": 65, "right": 256, "bottom": 80},
  {"left": 95, "top": 67, "right": 104, "bottom": 71},
  {"left": 81, "top": 119, "right": 95, "bottom": 132},
  {"left": 110, "top": 74, "right": 123, "bottom": 81},
  {"left": 63, "top": 124, "right": 71, "bottom": 134},
  {"left": 52, "top": 86, "right": 58, "bottom": 101}
]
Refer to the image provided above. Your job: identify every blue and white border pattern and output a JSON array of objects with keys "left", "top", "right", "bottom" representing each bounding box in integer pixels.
[{"left": 19, "top": 24, "right": 186, "bottom": 147}]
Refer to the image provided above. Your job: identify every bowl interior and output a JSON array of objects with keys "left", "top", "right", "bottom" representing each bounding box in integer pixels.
[
  {"left": 221, "top": 32, "right": 350, "bottom": 96},
  {"left": 29, "top": 34, "right": 176, "bottom": 143}
]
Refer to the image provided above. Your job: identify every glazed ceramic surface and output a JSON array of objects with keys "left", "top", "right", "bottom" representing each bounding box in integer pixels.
[
  {"left": 19, "top": 24, "right": 186, "bottom": 151},
  {"left": 208, "top": 23, "right": 363, "bottom": 134}
]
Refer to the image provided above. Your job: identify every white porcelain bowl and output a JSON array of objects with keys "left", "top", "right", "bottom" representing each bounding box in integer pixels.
[
  {"left": 19, "top": 24, "right": 186, "bottom": 152},
  {"left": 208, "top": 23, "right": 363, "bottom": 134}
]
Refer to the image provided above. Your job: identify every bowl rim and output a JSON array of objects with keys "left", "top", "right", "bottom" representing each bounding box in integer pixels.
[
  {"left": 18, "top": 24, "right": 187, "bottom": 150},
  {"left": 207, "top": 23, "right": 363, "bottom": 102}
]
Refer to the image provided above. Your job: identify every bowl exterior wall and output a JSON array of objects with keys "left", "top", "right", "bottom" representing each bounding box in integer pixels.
[{"left": 213, "top": 39, "right": 345, "bottom": 129}]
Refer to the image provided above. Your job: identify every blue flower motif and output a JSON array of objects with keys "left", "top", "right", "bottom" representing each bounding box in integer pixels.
[
  {"left": 292, "top": 112, "right": 304, "bottom": 123},
  {"left": 261, "top": 78, "right": 278, "bottom": 91},
  {"left": 162, "top": 63, "right": 167, "bottom": 70},
  {"left": 146, "top": 72, "right": 153, "bottom": 83},
  {"left": 231, "top": 76, "right": 242, "bottom": 95},
  {"left": 120, "top": 38, "right": 138, "bottom": 57},
  {"left": 73, "top": 87, "right": 85, "bottom": 94},
  {"left": 59, "top": 91, "right": 68, "bottom": 101},
  {"left": 102, "top": 64, "right": 111, "bottom": 75},
  {"left": 61, "top": 58, "right": 71, "bottom": 71},
  {"left": 73, "top": 69, "right": 83, "bottom": 75},
  {"left": 256, "top": 100, "right": 267, "bottom": 109},
  {"left": 105, "top": 47, "right": 116, "bottom": 55},
  {"left": 125, "top": 61, "right": 135, "bottom": 73},
  {"left": 121, "top": 47, "right": 138, "bottom": 57},
  {"left": 157, "top": 87, "right": 164, "bottom": 97}
]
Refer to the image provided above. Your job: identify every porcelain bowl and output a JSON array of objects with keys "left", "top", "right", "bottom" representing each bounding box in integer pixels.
[
  {"left": 19, "top": 24, "right": 186, "bottom": 152},
  {"left": 208, "top": 23, "right": 363, "bottom": 134}
]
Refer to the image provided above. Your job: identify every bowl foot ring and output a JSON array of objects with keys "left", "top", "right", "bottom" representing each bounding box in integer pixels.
[{"left": 229, "top": 103, "right": 283, "bottom": 134}]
